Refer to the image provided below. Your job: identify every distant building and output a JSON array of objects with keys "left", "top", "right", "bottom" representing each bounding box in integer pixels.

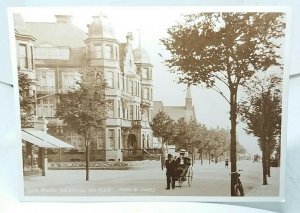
[
  {"left": 14, "top": 13, "right": 156, "bottom": 162},
  {"left": 153, "top": 86, "right": 196, "bottom": 122}
]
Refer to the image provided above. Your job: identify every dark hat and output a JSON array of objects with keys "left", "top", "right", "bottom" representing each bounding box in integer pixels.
[{"left": 167, "top": 154, "right": 173, "bottom": 158}]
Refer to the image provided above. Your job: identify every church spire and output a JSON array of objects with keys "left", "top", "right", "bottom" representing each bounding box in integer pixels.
[
  {"left": 186, "top": 85, "right": 192, "bottom": 99},
  {"left": 185, "top": 85, "right": 192, "bottom": 110}
]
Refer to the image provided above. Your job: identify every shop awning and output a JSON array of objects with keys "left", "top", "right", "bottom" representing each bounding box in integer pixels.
[{"left": 21, "top": 128, "right": 74, "bottom": 148}]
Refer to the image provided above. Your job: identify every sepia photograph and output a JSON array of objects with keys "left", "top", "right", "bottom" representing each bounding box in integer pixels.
[{"left": 9, "top": 7, "right": 289, "bottom": 201}]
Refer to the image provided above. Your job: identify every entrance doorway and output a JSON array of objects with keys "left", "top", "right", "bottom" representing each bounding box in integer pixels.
[{"left": 127, "top": 134, "right": 137, "bottom": 149}]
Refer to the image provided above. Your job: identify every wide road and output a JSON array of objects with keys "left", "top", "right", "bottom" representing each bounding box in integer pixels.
[{"left": 24, "top": 160, "right": 279, "bottom": 196}]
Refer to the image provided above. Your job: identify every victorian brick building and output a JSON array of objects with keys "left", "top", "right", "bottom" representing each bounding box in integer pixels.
[{"left": 14, "top": 13, "right": 155, "bottom": 162}]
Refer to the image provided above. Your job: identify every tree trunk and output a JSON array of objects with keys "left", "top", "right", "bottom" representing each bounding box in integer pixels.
[
  {"left": 208, "top": 149, "right": 211, "bottom": 165},
  {"left": 262, "top": 93, "right": 268, "bottom": 184},
  {"left": 200, "top": 150, "right": 203, "bottom": 165},
  {"left": 267, "top": 144, "right": 271, "bottom": 177},
  {"left": 85, "top": 139, "right": 90, "bottom": 181},
  {"left": 230, "top": 90, "right": 238, "bottom": 196},
  {"left": 262, "top": 141, "right": 268, "bottom": 185}
]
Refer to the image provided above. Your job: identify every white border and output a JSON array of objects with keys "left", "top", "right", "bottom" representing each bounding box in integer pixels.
[{"left": 7, "top": 6, "right": 292, "bottom": 203}]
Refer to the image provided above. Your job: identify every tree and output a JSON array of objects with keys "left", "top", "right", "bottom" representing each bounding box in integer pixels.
[
  {"left": 18, "top": 71, "right": 36, "bottom": 128},
  {"left": 172, "top": 118, "right": 189, "bottom": 150},
  {"left": 239, "top": 74, "right": 282, "bottom": 185},
  {"left": 161, "top": 12, "right": 285, "bottom": 195},
  {"left": 56, "top": 67, "right": 109, "bottom": 181},
  {"left": 150, "top": 111, "right": 175, "bottom": 145},
  {"left": 194, "top": 124, "right": 210, "bottom": 165},
  {"left": 173, "top": 119, "right": 200, "bottom": 164}
]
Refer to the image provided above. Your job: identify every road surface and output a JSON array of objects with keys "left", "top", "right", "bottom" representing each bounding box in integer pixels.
[{"left": 24, "top": 160, "right": 279, "bottom": 196}]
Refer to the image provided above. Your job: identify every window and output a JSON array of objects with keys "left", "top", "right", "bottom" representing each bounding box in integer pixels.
[
  {"left": 147, "top": 135, "right": 150, "bottom": 148},
  {"left": 36, "top": 71, "right": 55, "bottom": 92},
  {"left": 37, "top": 98, "right": 55, "bottom": 117},
  {"left": 122, "top": 107, "right": 126, "bottom": 119},
  {"left": 136, "top": 106, "right": 138, "bottom": 120},
  {"left": 118, "top": 101, "right": 121, "bottom": 118},
  {"left": 115, "top": 46, "right": 118, "bottom": 60},
  {"left": 142, "top": 68, "right": 151, "bottom": 79},
  {"left": 108, "top": 129, "right": 115, "bottom": 149},
  {"left": 117, "top": 73, "right": 120, "bottom": 89},
  {"left": 143, "top": 88, "right": 149, "bottom": 100},
  {"left": 106, "top": 71, "right": 114, "bottom": 88},
  {"left": 43, "top": 106, "right": 48, "bottom": 116},
  {"left": 66, "top": 134, "right": 84, "bottom": 150},
  {"left": 94, "top": 45, "right": 102, "bottom": 58},
  {"left": 57, "top": 48, "right": 70, "bottom": 60},
  {"left": 30, "top": 46, "right": 34, "bottom": 69},
  {"left": 128, "top": 80, "right": 133, "bottom": 94},
  {"left": 62, "top": 72, "right": 81, "bottom": 92},
  {"left": 19, "top": 44, "right": 28, "bottom": 68},
  {"left": 142, "top": 68, "right": 147, "bottom": 79},
  {"left": 35, "top": 47, "right": 70, "bottom": 60},
  {"left": 120, "top": 76, "right": 124, "bottom": 91},
  {"left": 118, "top": 129, "right": 121, "bottom": 149},
  {"left": 96, "top": 130, "right": 104, "bottom": 149},
  {"left": 108, "top": 100, "right": 114, "bottom": 117},
  {"left": 123, "top": 77, "right": 126, "bottom": 91},
  {"left": 104, "top": 45, "right": 113, "bottom": 59},
  {"left": 49, "top": 106, "right": 54, "bottom": 117},
  {"left": 135, "top": 82, "right": 138, "bottom": 96},
  {"left": 129, "top": 105, "right": 133, "bottom": 120}
]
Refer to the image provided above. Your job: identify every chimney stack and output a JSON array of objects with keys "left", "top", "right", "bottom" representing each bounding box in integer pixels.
[{"left": 55, "top": 15, "right": 73, "bottom": 24}]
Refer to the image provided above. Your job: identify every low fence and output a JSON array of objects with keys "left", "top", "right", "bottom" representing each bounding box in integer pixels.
[{"left": 48, "top": 160, "right": 160, "bottom": 170}]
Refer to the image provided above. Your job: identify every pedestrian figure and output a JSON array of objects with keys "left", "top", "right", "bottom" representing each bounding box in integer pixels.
[
  {"left": 225, "top": 158, "right": 229, "bottom": 168},
  {"left": 165, "top": 154, "right": 176, "bottom": 190}
]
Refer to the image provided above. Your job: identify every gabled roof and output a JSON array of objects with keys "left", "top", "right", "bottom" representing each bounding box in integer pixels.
[
  {"left": 14, "top": 13, "right": 35, "bottom": 39},
  {"left": 153, "top": 101, "right": 196, "bottom": 122},
  {"left": 26, "top": 22, "right": 87, "bottom": 48},
  {"left": 164, "top": 106, "right": 187, "bottom": 121}
]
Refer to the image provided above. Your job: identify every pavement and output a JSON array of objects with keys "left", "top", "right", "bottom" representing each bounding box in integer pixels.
[{"left": 23, "top": 160, "right": 280, "bottom": 197}]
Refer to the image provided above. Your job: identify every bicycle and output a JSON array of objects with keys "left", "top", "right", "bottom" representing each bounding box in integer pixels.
[{"left": 230, "top": 170, "right": 244, "bottom": 196}]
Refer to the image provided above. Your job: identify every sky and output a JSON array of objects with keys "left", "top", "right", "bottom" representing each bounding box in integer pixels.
[{"left": 12, "top": 7, "right": 287, "bottom": 155}]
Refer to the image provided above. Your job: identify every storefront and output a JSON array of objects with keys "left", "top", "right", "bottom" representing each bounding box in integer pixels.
[{"left": 21, "top": 128, "right": 73, "bottom": 176}]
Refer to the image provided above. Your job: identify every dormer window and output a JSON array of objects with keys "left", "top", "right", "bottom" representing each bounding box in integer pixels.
[{"left": 35, "top": 46, "right": 70, "bottom": 60}]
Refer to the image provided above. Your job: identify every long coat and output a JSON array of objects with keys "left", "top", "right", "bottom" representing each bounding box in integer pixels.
[{"left": 165, "top": 159, "right": 177, "bottom": 176}]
